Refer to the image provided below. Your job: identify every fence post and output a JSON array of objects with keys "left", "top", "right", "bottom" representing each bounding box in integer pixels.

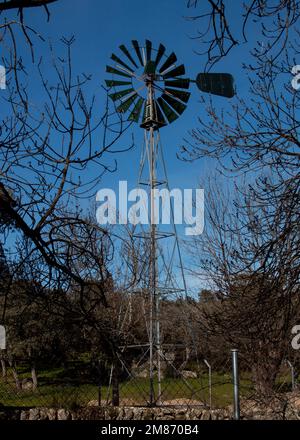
[
  {"left": 98, "top": 359, "right": 102, "bottom": 407},
  {"left": 204, "top": 359, "right": 212, "bottom": 409},
  {"left": 0, "top": 325, "right": 5, "bottom": 350},
  {"left": 286, "top": 360, "right": 296, "bottom": 391},
  {"left": 231, "top": 349, "right": 240, "bottom": 420}
]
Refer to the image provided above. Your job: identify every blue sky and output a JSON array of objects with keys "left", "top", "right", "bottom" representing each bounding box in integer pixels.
[
  {"left": 8, "top": 0, "right": 253, "bottom": 193},
  {"left": 1, "top": 0, "right": 266, "bottom": 291}
]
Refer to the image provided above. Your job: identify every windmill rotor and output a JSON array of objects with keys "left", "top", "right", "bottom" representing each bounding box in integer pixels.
[
  {"left": 106, "top": 39, "right": 193, "bottom": 129},
  {"left": 105, "top": 39, "right": 235, "bottom": 130}
]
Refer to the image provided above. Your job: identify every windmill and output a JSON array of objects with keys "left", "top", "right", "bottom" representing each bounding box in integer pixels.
[{"left": 105, "top": 40, "right": 235, "bottom": 406}]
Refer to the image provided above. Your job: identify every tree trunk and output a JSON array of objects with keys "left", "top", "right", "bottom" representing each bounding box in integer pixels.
[
  {"left": 0, "top": 358, "right": 7, "bottom": 382},
  {"left": 112, "top": 364, "right": 120, "bottom": 406},
  {"left": 251, "top": 357, "right": 281, "bottom": 395},
  {"left": 8, "top": 360, "right": 21, "bottom": 390},
  {"left": 31, "top": 363, "right": 38, "bottom": 390}
]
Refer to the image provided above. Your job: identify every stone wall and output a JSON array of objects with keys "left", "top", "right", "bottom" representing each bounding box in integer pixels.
[
  {"left": 1, "top": 394, "right": 300, "bottom": 420},
  {"left": 0, "top": 407, "right": 230, "bottom": 421}
]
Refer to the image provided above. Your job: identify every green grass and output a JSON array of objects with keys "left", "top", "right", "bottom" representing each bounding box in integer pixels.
[
  {"left": 0, "top": 381, "right": 97, "bottom": 408},
  {"left": 118, "top": 375, "right": 235, "bottom": 407},
  {"left": 0, "top": 363, "right": 98, "bottom": 408},
  {"left": 0, "top": 363, "right": 293, "bottom": 409},
  {"left": 0, "top": 367, "right": 256, "bottom": 409}
]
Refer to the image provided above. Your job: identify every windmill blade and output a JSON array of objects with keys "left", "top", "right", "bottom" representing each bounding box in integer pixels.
[
  {"left": 117, "top": 93, "right": 138, "bottom": 113},
  {"left": 157, "top": 97, "right": 179, "bottom": 123},
  {"left": 154, "top": 100, "right": 167, "bottom": 126},
  {"left": 109, "top": 88, "right": 135, "bottom": 102},
  {"left": 163, "top": 64, "right": 185, "bottom": 79},
  {"left": 145, "top": 39, "right": 152, "bottom": 62},
  {"left": 106, "top": 65, "right": 132, "bottom": 78},
  {"left": 105, "top": 79, "right": 132, "bottom": 88},
  {"left": 196, "top": 73, "right": 235, "bottom": 98},
  {"left": 159, "top": 52, "right": 177, "bottom": 74},
  {"left": 154, "top": 43, "right": 166, "bottom": 68},
  {"left": 111, "top": 53, "right": 134, "bottom": 73},
  {"left": 161, "top": 93, "right": 186, "bottom": 115},
  {"left": 164, "top": 78, "right": 190, "bottom": 89},
  {"left": 164, "top": 88, "right": 190, "bottom": 103},
  {"left": 128, "top": 97, "right": 144, "bottom": 122},
  {"left": 132, "top": 40, "right": 144, "bottom": 66},
  {"left": 119, "top": 44, "right": 138, "bottom": 69}
]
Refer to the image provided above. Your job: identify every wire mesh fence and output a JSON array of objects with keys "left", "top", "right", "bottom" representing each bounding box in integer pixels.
[
  {"left": 237, "top": 357, "right": 299, "bottom": 419},
  {"left": 0, "top": 358, "right": 100, "bottom": 409},
  {"left": 0, "top": 350, "right": 298, "bottom": 413}
]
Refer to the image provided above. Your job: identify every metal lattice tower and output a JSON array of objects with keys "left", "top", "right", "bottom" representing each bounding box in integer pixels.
[{"left": 105, "top": 39, "right": 235, "bottom": 405}]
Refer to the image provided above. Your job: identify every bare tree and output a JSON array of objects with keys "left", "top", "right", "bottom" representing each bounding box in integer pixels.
[
  {"left": 186, "top": 177, "right": 300, "bottom": 394},
  {"left": 0, "top": 0, "right": 58, "bottom": 23},
  {"left": 181, "top": 5, "right": 300, "bottom": 326},
  {"left": 186, "top": 0, "right": 300, "bottom": 67},
  {"left": 0, "top": 0, "right": 57, "bottom": 10},
  {"left": 0, "top": 32, "right": 135, "bottom": 300},
  {"left": 0, "top": 0, "right": 144, "bottom": 378}
]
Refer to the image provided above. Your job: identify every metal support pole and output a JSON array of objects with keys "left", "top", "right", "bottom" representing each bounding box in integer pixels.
[
  {"left": 149, "top": 80, "right": 160, "bottom": 406},
  {"left": 231, "top": 349, "right": 240, "bottom": 420},
  {"left": 204, "top": 359, "right": 212, "bottom": 409},
  {"left": 98, "top": 359, "right": 102, "bottom": 407},
  {"left": 149, "top": 124, "right": 155, "bottom": 406},
  {"left": 155, "top": 289, "right": 162, "bottom": 405}
]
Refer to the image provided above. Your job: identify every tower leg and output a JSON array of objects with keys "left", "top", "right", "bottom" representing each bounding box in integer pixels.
[{"left": 149, "top": 125, "right": 156, "bottom": 406}]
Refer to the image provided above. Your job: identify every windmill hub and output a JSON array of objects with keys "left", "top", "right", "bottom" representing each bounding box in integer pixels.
[{"left": 143, "top": 60, "right": 157, "bottom": 79}]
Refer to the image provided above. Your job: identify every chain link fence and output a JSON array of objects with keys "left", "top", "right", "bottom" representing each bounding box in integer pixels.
[{"left": 0, "top": 349, "right": 298, "bottom": 415}]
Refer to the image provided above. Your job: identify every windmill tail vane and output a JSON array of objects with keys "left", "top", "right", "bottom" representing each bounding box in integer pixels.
[{"left": 105, "top": 39, "right": 235, "bottom": 129}]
